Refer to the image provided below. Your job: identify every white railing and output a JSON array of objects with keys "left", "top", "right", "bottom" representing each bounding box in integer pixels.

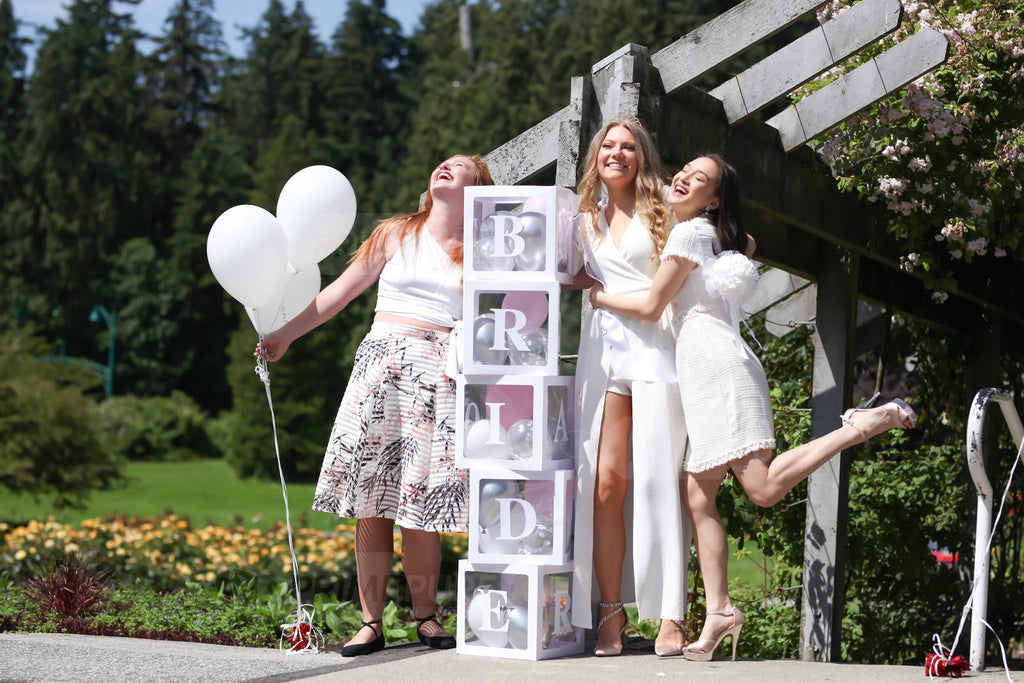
[{"left": 965, "top": 388, "right": 1024, "bottom": 671}]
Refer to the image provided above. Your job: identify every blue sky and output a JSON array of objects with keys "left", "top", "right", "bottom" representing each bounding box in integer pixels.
[{"left": 14, "top": 0, "right": 435, "bottom": 65}]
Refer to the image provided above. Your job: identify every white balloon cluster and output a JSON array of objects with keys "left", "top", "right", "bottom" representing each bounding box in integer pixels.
[
  {"left": 465, "top": 586, "right": 531, "bottom": 649},
  {"left": 464, "top": 582, "right": 573, "bottom": 650},
  {"left": 464, "top": 418, "right": 535, "bottom": 461},
  {"left": 472, "top": 210, "right": 547, "bottom": 272},
  {"left": 206, "top": 166, "right": 357, "bottom": 335}
]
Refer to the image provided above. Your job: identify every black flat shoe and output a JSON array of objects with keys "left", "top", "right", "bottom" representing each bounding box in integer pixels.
[
  {"left": 341, "top": 619, "right": 385, "bottom": 657},
  {"left": 416, "top": 614, "right": 456, "bottom": 649}
]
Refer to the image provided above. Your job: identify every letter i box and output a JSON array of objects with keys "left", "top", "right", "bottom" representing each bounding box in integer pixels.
[{"left": 456, "top": 186, "right": 584, "bottom": 660}]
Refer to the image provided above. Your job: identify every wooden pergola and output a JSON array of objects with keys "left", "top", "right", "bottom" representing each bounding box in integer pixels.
[{"left": 477, "top": 0, "right": 1021, "bottom": 662}]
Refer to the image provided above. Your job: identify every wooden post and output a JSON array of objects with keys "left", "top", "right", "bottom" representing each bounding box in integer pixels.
[{"left": 801, "top": 242, "right": 858, "bottom": 661}]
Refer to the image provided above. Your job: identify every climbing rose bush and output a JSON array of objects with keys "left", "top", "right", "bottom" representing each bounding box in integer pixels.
[{"left": 808, "top": 0, "right": 1023, "bottom": 302}]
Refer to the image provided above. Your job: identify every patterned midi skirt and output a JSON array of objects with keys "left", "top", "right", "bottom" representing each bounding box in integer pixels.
[{"left": 311, "top": 322, "right": 468, "bottom": 532}]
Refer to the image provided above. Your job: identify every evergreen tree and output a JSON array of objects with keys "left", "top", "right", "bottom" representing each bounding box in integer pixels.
[
  {"left": 124, "top": 0, "right": 229, "bottom": 401},
  {"left": 322, "top": 0, "right": 412, "bottom": 212},
  {"left": 0, "top": 0, "right": 30, "bottom": 327},
  {"left": 217, "top": 0, "right": 327, "bottom": 166},
  {"left": 13, "top": 0, "right": 151, "bottom": 370},
  {"left": 169, "top": 128, "right": 253, "bottom": 411}
]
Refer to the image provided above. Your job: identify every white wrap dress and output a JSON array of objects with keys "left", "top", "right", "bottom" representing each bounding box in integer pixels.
[{"left": 571, "top": 209, "right": 690, "bottom": 628}]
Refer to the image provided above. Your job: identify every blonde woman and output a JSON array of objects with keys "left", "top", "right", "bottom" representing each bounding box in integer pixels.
[{"left": 570, "top": 115, "right": 690, "bottom": 657}]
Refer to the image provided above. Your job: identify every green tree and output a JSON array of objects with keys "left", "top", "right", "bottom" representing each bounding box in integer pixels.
[
  {"left": 12, "top": 0, "right": 151, "bottom": 371},
  {"left": 0, "top": 331, "right": 123, "bottom": 510},
  {"left": 218, "top": 0, "right": 326, "bottom": 166},
  {"left": 0, "top": 0, "right": 30, "bottom": 328},
  {"left": 323, "top": 0, "right": 412, "bottom": 212}
]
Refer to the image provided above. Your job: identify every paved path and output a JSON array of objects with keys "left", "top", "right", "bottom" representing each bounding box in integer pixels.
[{"left": 0, "top": 633, "right": 1019, "bottom": 682}]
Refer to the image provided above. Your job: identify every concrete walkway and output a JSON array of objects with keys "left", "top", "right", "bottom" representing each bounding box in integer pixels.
[{"left": 0, "top": 633, "right": 1020, "bottom": 683}]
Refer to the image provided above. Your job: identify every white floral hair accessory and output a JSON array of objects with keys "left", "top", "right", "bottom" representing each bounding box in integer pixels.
[{"left": 704, "top": 250, "right": 759, "bottom": 308}]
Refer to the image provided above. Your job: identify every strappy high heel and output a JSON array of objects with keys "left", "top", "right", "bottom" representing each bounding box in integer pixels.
[
  {"left": 840, "top": 396, "right": 917, "bottom": 442},
  {"left": 416, "top": 613, "right": 456, "bottom": 649},
  {"left": 684, "top": 606, "right": 744, "bottom": 662},
  {"left": 594, "top": 601, "right": 627, "bottom": 657},
  {"left": 654, "top": 619, "right": 687, "bottom": 657},
  {"left": 341, "top": 618, "right": 385, "bottom": 657}
]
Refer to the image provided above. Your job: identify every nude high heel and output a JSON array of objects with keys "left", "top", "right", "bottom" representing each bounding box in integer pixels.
[
  {"left": 594, "top": 601, "right": 626, "bottom": 657},
  {"left": 654, "top": 620, "right": 687, "bottom": 657},
  {"left": 841, "top": 397, "right": 917, "bottom": 442},
  {"left": 683, "top": 606, "right": 744, "bottom": 662}
]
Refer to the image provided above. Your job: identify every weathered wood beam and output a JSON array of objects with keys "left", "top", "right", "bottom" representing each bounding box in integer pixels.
[
  {"left": 651, "top": 0, "right": 827, "bottom": 94},
  {"left": 767, "top": 27, "right": 949, "bottom": 150},
  {"left": 710, "top": 0, "right": 903, "bottom": 123},
  {"left": 556, "top": 76, "right": 594, "bottom": 188},
  {"left": 802, "top": 243, "right": 858, "bottom": 663},
  {"left": 484, "top": 106, "right": 569, "bottom": 185}
]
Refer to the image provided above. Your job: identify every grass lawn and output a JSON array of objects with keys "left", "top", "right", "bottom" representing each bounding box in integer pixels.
[{"left": 0, "top": 459, "right": 339, "bottom": 531}]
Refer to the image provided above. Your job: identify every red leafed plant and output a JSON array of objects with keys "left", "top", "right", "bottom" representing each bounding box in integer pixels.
[{"left": 24, "top": 553, "right": 112, "bottom": 620}]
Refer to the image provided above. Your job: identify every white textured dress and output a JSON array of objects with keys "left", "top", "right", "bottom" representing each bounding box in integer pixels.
[
  {"left": 663, "top": 217, "right": 775, "bottom": 472},
  {"left": 571, "top": 209, "right": 690, "bottom": 629}
]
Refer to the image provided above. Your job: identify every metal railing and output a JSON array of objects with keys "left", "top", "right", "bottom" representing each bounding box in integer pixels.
[{"left": 964, "top": 388, "right": 1024, "bottom": 671}]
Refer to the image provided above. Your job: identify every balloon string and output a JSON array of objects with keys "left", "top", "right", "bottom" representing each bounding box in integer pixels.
[{"left": 254, "top": 325, "right": 322, "bottom": 654}]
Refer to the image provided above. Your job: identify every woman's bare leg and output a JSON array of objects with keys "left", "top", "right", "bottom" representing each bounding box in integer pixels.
[
  {"left": 350, "top": 517, "right": 394, "bottom": 644},
  {"left": 593, "top": 391, "right": 632, "bottom": 649},
  {"left": 683, "top": 467, "right": 734, "bottom": 644},
  {"left": 402, "top": 527, "right": 452, "bottom": 638}
]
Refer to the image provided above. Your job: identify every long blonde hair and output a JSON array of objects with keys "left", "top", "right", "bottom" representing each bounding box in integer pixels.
[
  {"left": 576, "top": 114, "right": 671, "bottom": 256},
  {"left": 353, "top": 154, "right": 493, "bottom": 266}
]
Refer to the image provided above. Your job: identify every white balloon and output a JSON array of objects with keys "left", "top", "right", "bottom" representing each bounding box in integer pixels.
[
  {"left": 464, "top": 420, "right": 511, "bottom": 460},
  {"left": 207, "top": 205, "right": 289, "bottom": 309},
  {"left": 466, "top": 588, "right": 510, "bottom": 649},
  {"left": 478, "top": 525, "right": 525, "bottom": 555},
  {"left": 246, "top": 264, "right": 320, "bottom": 335},
  {"left": 276, "top": 165, "right": 357, "bottom": 269}
]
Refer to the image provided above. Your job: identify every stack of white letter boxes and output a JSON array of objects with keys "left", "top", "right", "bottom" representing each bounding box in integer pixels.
[{"left": 454, "top": 186, "right": 584, "bottom": 660}]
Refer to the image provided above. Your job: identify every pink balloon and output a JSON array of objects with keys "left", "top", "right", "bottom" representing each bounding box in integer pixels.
[
  {"left": 485, "top": 384, "right": 534, "bottom": 430},
  {"left": 521, "top": 195, "right": 547, "bottom": 216},
  {"left": 523, "top": 480, "right": 554, "bottom": 522},
  {"left": 500, "top": 290, "right": 548, "bottom": 333}
]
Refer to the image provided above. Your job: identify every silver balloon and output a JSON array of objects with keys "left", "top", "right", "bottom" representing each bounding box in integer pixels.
[
  {"left": 472, "top": 315, "right": 508, "bottom": 366},
  {"left": 508, "top": 328, "right": 547, "bottom": 366},
  {"left": 478, "top": 480, "right": 518, "bottom": 528},
  {"left": 507, "top": 419, "right": 534, "bottom": 461},
  {"left": 473, "top": 237, "right": 516, "bottom": 271},
  {"left": 520, "top": 519, "right": 554, "bottom": 555},
  {"left": 507, "top": 605, "right": 531, "bottom": 649},
  {"left": 514, "top": 211, "right": 547, "bottom": 271},
  {"left": 474, "top": 211, "right": 517, "bottom": 271}
]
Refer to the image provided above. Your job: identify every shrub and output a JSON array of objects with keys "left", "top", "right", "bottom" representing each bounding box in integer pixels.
[{"left": 98, "top": 391, "right": 221, "bottom": 462}]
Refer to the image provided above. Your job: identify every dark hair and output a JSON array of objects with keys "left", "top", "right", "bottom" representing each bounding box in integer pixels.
[{"left": 701, "top": 153, "right": 747, "bottom": 256}]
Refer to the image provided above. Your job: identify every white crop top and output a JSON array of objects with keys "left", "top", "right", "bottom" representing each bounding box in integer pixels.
[{"left": 375, "top": 227, "right": 462, "bottom": 327}]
